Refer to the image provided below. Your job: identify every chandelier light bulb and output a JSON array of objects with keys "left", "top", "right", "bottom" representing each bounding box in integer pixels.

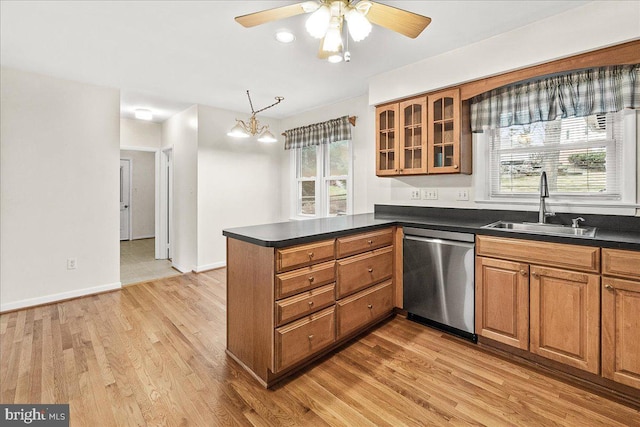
[
  {"left": 257, "top": 128, "right": 278, "bottom": 143},
  {"left": 305, "top": 5, "right": 331, "bottom": 38},
  {"left": 227, "top": 121, "right": 250, "bottom": 138},
  {"left": 345, "top": 8, "right": 372, "bottom": 42}
]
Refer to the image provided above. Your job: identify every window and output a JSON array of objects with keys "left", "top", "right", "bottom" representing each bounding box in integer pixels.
[
  {"left": 488, "top": 111, "right": 628, "bottom": 200},
  {"left": 293, "top": 140, "right": 352, "bottom": 218}
]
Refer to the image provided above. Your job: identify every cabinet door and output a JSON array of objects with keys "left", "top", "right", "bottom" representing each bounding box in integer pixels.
[
  {"left": 427, "top": 88, "right": 460, "bottom": 174},
  {"left": 475, "top": 256, "right": 529, "bottom": 350},
  {"left": 530, "top": 265, "right": 600, "bottom": 374},
  {"left": 602, "top": 277, "right": 640, "bottom": 389},
  {"left": 399, "top": 97, "right": 427, "bottom": 174},
  {"left": 376, "top": 104, "right": 400, "bottom": 176}
]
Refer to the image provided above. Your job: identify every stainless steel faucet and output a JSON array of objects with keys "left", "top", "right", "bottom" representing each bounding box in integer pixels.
[{"left": 538, "top": 171, "right": 554, "bottom": 224}]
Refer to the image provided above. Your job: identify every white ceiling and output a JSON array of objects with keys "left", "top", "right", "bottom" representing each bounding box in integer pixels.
[{"left": 1, "top": 1, "right": 590, "bottom": 122}]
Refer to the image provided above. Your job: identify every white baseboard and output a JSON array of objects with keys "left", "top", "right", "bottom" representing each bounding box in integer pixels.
[
  {"left": 195, "top": 261, "right": 226, "bottom": 273},
  {"left": 0, "top": 281, "right": 122, "bottom": 313},
  {"left": 132, "top": 234, "right": 155, "bottom": 240},
  {"left": 171, "top": 262, "right": 193, "bottom": 273}
]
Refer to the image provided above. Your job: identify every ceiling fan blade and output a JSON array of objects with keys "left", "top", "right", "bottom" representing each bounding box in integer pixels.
[
  {"left": 366, "top": 1, "right": 431, "bottom": 39},
  {"left": 235, "top": 3, "right": 308, "bottom": 28}
]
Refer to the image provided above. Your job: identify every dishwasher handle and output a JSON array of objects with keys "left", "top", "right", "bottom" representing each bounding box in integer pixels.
[{"left": 404, "top": 234, "right": 475, "bottom": 249}]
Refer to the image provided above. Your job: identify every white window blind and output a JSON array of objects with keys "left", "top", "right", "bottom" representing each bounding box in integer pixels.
[{"left": 489, "top": 112, "right": 624, "bottom": 199}]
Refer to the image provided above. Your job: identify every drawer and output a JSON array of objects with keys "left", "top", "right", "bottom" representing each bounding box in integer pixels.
[
  {"left": 603, "top": 248, "right": 640, "bottom": 280},
  {"left": 274, "top": 306, "right": 336, "bottom": 372},
  {"left": 275, "top": 284, "right": 335, "bottom": 327},
  {"left": 336, "top": 228, "right": 394, "bottom": 258},
  {"left": 476, "top": 235, "right": 600, "bottom": 273},
  {"left": 336, "top": 246, "right": 393, "bottom": 298},
  {"left": 336, "top": 280, "right": 393, "bottom": 339},
  {"left": 276, "top": 239, "right": 335, "bottom": 272},
  {"left": 275, "top": 260, "right": 335, "bottom": 299}
]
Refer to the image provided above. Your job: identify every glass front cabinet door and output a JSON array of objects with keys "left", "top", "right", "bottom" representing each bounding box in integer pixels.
[
  {"left": 399, "top": 97, "right": 427, "bottom": 175},
  {"left": 376, "top": 103, "right": 400, "bottom": 176},
  {"left": 427, "top": 88, "right": 461, "bottom": 173}
]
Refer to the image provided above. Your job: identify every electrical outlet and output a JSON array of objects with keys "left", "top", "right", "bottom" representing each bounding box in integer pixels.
[
  {"left": 456, "top": 189, "right": 469, "bottom": 201},
  {"left": 410, "top": 189, "right": 421, "bottom": 200},
  {"left": 422, "top": 189, "right": 438, "bottom": 200},
  {"left": 67, "top": 258, "right": 77, "bottom": 270}
]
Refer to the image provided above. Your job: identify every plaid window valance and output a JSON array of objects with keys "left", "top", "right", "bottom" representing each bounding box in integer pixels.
[
  {"left": 284, "top": 115, "right": 352, "bottom": 150},
  {"left": 470, "top": 64, "right": 640, "bottom": 132}
]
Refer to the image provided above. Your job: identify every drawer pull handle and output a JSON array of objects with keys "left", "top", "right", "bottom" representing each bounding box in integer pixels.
[
  {"left": 605, "top": 284, "right": 614, "bottom": 290},
  {"left": 367, "top": 240, "right": 373, "bottom": 245},
  {"left": 367, "top": 304, "right": 373, "bottom": 309},
  {"left": 519, "top": 270, "right": 527, "bottom": 276},
  {"left": 454, "top": 164, "right": 459, "bottom": 169},
  {"left": 308, "top": 301, "right": 314, "bottom": 307},
  {"left": 308, "top": 276, "right": 314, "bottom": 282},
  {"left": 308, "top": 252, "right": 314, "bottom": 259},
  {"left": 308, "top": 334, "right": 314, "bottom": 340},
  {"left": 368, "top": 268, "right": 373, "bottom": 273}
]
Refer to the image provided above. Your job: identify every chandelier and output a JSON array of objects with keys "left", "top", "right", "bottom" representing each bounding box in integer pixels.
[{"left": 227, "top": 90, "right": 284, "bottom": 143}]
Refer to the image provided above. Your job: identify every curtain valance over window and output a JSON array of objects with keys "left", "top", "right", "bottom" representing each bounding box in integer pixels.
[
  {"left": 284, "top": 115, "right": 352, "bottom": 150},
  {"left": 470, "top": 64, "right": 639, "bottom": 132}
]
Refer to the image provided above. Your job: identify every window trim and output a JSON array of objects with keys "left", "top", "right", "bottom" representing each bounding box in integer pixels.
[
  {"left": 290, "top": 141, "right": 353, "bottom": 220},
  {"left": 474, "top": 110, "right": 637, "bottom": 214}
]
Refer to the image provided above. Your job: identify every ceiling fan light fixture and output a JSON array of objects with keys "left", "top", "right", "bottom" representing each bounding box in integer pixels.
[
  {"left": 227, "top": 121, "right": 251, "bottom": 138},
  {"left": 345, "top": 8, "right": 372, "bottom": 42},
  {"left": 305, "top": 4, "right": 331, "bottom": 38},
  {"left": 301, "top": 1, "right": 321, "bottom": 13},
  {"left": 322, "top": 20, "right": 343, "bottom": 52}
]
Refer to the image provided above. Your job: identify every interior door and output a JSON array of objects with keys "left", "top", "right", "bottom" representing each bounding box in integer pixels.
[{"left": 120, "top": 159, "right": 131, "bottom": 241}]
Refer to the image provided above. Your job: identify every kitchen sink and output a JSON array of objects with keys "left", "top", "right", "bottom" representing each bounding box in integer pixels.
[{"left": 482, "top": 221, "right": 597, "bottom": 238}]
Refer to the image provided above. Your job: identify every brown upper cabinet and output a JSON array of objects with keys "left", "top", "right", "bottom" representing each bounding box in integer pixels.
[{"left": 376, "top": 90, "right": 471, "bottom": 176}]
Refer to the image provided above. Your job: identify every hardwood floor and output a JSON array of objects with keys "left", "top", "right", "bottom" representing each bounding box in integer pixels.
[{"left": 1, "top": 269, "right": 638, "bottom": 426}]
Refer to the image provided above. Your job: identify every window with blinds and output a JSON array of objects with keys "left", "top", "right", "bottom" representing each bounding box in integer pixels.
[{"left": 488, "top": 111, "right": 623, "bottom": 199}]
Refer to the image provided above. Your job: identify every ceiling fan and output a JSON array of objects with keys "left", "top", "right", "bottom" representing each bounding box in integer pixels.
[{"left": 235, "top": 1, "right": 432, "bottom": 63}]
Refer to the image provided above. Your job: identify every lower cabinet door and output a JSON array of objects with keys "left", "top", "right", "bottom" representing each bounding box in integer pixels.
[
  {"left": 475, "top": 256, "right": 530, "bottom": 350},
  {"left": 602, "top": 277, "right": 640, "bottom": 389},
  {"left": 530, "top": 265, "right": 600, "bottom": 374},
  {"left": 274, "top": 306, "right": 335, "bottom": 373},
  {"left": 336, "top": 280, "right": 393, "bottom": 339}
]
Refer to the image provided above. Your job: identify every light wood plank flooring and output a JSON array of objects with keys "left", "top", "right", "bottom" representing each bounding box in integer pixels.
[{"left": 1, "top": 269, "right": 638, "bottom": 426}]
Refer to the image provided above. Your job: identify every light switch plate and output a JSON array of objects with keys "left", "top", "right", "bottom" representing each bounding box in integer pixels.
[{"left": 422, "top": 189, "right": 438, "bottom": 200}]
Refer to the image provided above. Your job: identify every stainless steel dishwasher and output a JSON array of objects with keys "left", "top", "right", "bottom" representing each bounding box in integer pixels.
[{"left": 403, "top": 227, "right": 476, "bottom": 342}]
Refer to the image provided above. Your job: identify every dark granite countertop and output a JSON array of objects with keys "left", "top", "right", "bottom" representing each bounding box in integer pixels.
[{"left": 222, "top": 205, "right": 640, "bottom": 251}]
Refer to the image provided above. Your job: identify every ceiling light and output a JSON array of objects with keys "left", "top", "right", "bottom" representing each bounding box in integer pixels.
[
  {"left": 227, "top": 90, "right": 284, "bottom": 143},
  {"left": 257, "top": 129, "right": 278, "bottom": 143},
  {"left": 305, "top": 4, "right": 331, "bottom": 39},
  {"left": 275, "top": 30, "right": 295, "bottom": 43},
  {"left": 134, "top": 109, "right": 153, "bottom": 121},
  {"left": 327, "top": 54, "right": 343, "bottom": 63},
  {"left": 322, "top": 19, "right": 343, "bottom": 52},
  {"left": 345, "top": 7, "right": 372, "bottom": 42}
]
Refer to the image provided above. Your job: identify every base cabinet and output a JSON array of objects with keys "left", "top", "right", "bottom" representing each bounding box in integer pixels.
[
  {"left": 602, "top": 249, "right": 640, "bottom": 389},
  {"left": 476, "top": 236, "right": 601, "bottom": 375},
  {"left": 227, "top": 228, "right": 395, "bottom": 388}
]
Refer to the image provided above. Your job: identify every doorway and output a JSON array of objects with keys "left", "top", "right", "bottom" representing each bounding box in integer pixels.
[{"left": 119, "top": 147, "right": 177, "bottom": 285}]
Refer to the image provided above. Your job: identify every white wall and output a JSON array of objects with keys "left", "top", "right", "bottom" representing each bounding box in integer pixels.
[
  {"left": 121, "top": 118, "right": 161, "bottom": 149},
  {"left": 120, "top": 150, "right": 156, "bottom": 239},
  {"left": 196, "top": 105, "right": 286, "bottom": 271},
  {"left": 280, "top": 95, "right": 375, "bottom": 216},
  {"left": 0, "top": 67, "right": 121, "bottom": 311},
  {"left": 364, "top": 1, "right": 640, "bottom": 215},
  {"left": 161, "top": 105, "right": 198, "bottom": 272}
]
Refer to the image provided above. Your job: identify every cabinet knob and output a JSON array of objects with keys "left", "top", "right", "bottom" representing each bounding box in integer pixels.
[
  {"left": 308, "top": 252, "right": 314, "bottom": 259},
  {"left": 454, "top": 165, "right": 459, "bottom": 169},
  {"left": 605, "top": 284, "right": 614, "bottom": 290},
  {"left": 308, "top": 276, "right": 314, "bottom": 282},
  {"left": 368, "top": 268, "right": 373, "bottom": 273},
  {"left": 308, "top": 301, "right": 314, "bottom": 307},
  {"left": 308, "top": 334, "right": 314, "bottom": 340},
  {"left": 531, "top": 271, "right": 539, "bottom": 278},
  {"left": 520, "top": 270, "right": 527, "bottom": 276},
  {"left": 367, "top": 239, "right": 373, "bottom": 245},
  {"left": 367, "top": 304, "right": 373, "bottom": 309}
]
